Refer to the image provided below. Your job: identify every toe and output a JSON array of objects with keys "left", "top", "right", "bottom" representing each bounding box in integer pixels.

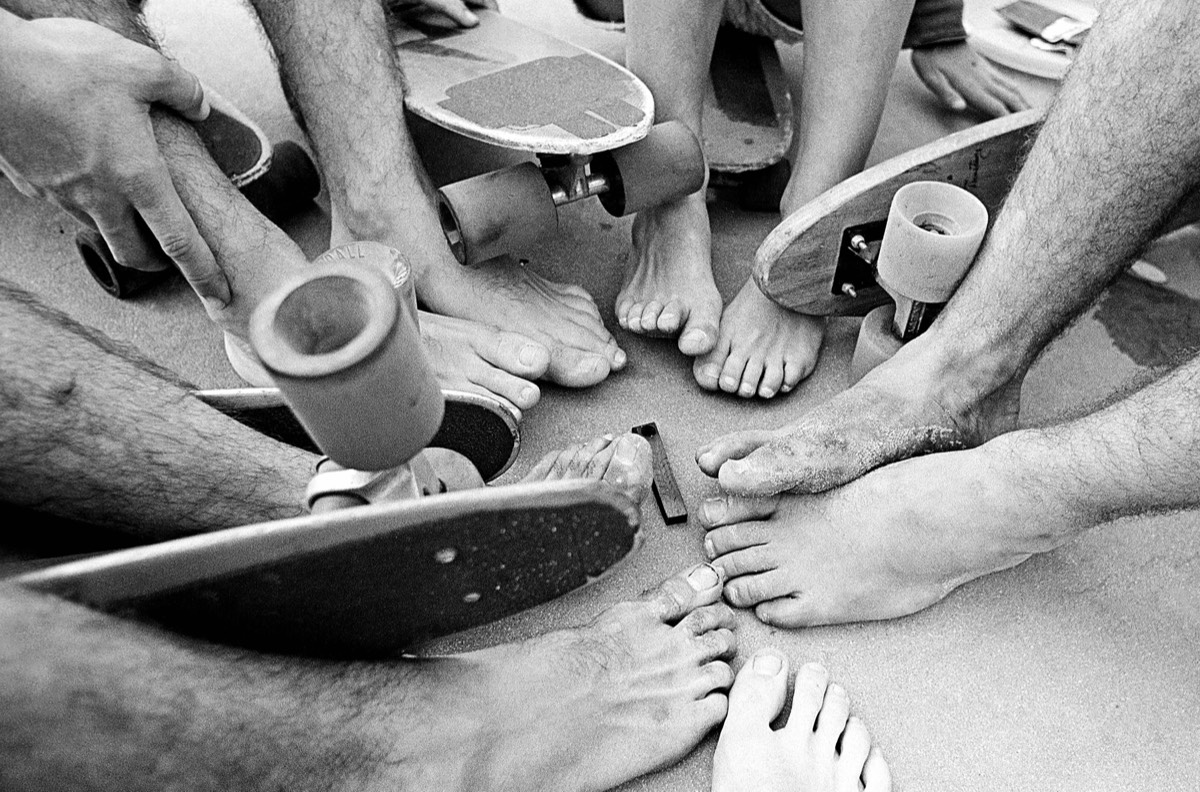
[
  {"left": 723, "top": 649, "right": 790, "bottom": 735},
  {"left": 548, "top": 347, "right": 611, "bottom": 388},
  {"left": 754, "top": 597, "right": 815, "bottom": 629},
  {"left": 624, "top": 301, "right": 646, "bottom": 332},
  {"left": 678, "top": 303, "right": 721, "bottom": 357},
  {"left": 785, "top": 662, "right": 830, "bottom": 734},
  {"left": 862, "top": 745, "right": 892, "bottom": 792},
  {"left": 699, "top": 495, "right": 781, "bottom": 529},
  {"left": 717, "top": 442, "right": 799, "bottom": 496},
  {"left": 693, "top": 350, "right": 726, "bottom": 391},
  {"left": 758, "top": 360, "right": 785, "bottom": 399},
  {"left": 695, "top": 430, "right": 777, "bottom": 476},
  {"left": 718, "top": 349, "right": 748, "bottom": 395},
  {"left": 484, "top": 332, "right": 552, "bottom": 378},
  {"left": 638, "top": 301, "right": 664, "bottom": 334},
  {"left": 469, "top": 366, "right": 540, "bottom": 412},
  {"left": 641, "top": 563, "right": 725, "bottom": 622},
  {"left": 569, "top": 435, "right": 618, "bottom": 477},
  {"left": 724, "top": 570, "right": 791, "bottom": 609},
  {"left": 837, "top": 717, "right": 873, "bottom": 785},
  {"left": 599, "top": 434, "right": 653, "bottom": 503},
  {"left": 737, "top": 356, "right": 764, "bottom": 399},
  {"left": 696, "top": 660, "right": 737, "bottom": 699},
  {"left": 710, "top": 544, "right": 778, "bottom": 579},
  {"left": 814, "top": 683, "right": 851, "bottom": 750},
  {"left": 704, "top": 522, "right": 771, "bottom": 557},
  {"left": 781, "top": 352, "right": 816, "bottom": 393},
  {"left": 607, "top": 339, "right": 627, "bottom": 370},
  {"left": 657, "top": 297, "right": 685, "bottom": 335},
  {"left": 677, "top": 601, "right": 738, "bottom": 637}
]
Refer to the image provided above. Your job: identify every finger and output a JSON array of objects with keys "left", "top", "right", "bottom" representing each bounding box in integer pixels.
[
  {"left": 133, "top": 163, "right": 230, "bottom": 307},
  {"left": 142, "top": 57, "right": 209, "bottom": 122},
  {"left": 91, "top": 201, "right": 172, "bottom": 273},
  {"left": 951, "top": 77, "right": 1010, "bottom": 119}
]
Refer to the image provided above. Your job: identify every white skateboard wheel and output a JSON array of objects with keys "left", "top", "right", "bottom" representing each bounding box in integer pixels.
[
  {"left": 250, "top": 245, "right": 444, "bottom": 471},
  {"left": 849, "top": 304, "right": 903, "bottom": 384},
  {"left": 876, "top": 181, "right": 988, "bottom": 304},
  {"left": 437, "top": 162, "right": 558, "bottom": 266},
  {"left": 598, "top": 121, "right": 705, "bottom": 216}
]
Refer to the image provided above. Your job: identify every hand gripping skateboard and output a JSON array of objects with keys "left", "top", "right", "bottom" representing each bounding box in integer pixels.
[
  {"left": 78, "top": 86, "right": 321, "bottom": 299},
  {"left": 19, "top": 243, "right": 643, "bottom": 657},
  {"left": 388, "top": 6, "right": 705, "bottom": 265}
]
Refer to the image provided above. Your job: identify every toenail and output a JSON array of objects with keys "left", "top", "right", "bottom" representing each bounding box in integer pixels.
[
  {"left": 702, "top": 499, "right": 726, "bottom": 523},
  {"left": 682, "top": 329, "right": 706, "bottom": 346},
  {"left": 738, "top": 384, "right": 754, "bottom": 397},
  {"left": 704, "top": 537, "right": 716, "bottom": 559},
  {"left": 519, "top": 344, "right": 542, "bottom": 367},
  {"left": 687, "top": 563, "right": 720, "bottom": 591},
  {"left": 760, "top": 387, "right": 775, "bottom": 398},
  {"left": 700, "top": 365, "right": 721, "bottom": 381},
  {"left": 753, "top": 653, "right": 783, "bottom": 675},
  {"left": 720, "top": 376, "right": 738, "bottom": 389}
]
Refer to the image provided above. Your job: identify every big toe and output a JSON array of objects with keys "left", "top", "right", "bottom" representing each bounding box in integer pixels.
[
  {"left": 723, "top": 649, "right": 790, "bottom": 734},
  {"left": 598, "top": 434, "right": 654, "bottom": 504},
  {"left": 696, "top": 430, "right": 777, "bottom": 477},
  {"left": 717, "top": 443, "right": 799, "bottom": 496},
  {"left": 678, "top": 304, "right": 721, "bottom": 357},
  {"left": 547, "top": 346, "right": 612, "bottom": 388}
]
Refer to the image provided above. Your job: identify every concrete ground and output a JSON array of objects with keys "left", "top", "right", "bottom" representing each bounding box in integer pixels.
[{"left": 2, "top": 0, "right": 1198, "bottom": 789}]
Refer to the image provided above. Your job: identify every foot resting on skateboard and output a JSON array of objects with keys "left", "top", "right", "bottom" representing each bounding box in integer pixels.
[
  {"left": 714, "top": 655, "right": 892, "bottom": 792},
  {"left": 521, "top": 432, "right": 653, "bottom": 506}
]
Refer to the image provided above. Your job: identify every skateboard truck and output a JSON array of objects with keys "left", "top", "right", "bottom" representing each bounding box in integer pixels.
[
  {"left": 437, "top": 121, "right": 704, "bottom": 266},
  {"left": 848, "top": 182, "right": 988, "bottom": 383}
]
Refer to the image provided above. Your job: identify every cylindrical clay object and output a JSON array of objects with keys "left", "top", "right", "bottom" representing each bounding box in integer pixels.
[
  {"left": 875, "top": 181, "right": 988, "bottom": 304},
  {"left": 250, "top": 243, "right": 444, "bottom": 471}
]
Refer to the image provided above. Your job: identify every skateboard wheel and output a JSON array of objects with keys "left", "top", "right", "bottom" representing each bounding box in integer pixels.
[
  {"left": 250, "top": 247, "right": 444, "bottom": 471},
  {"left": 75, "top": 227, "right": 173, "bottom": 300},
  {"left": 849, "top": 304, "right": 904, "bottom": 384},
  {"left": 437, "top": 162, "right": 558, "bottom": 266},
  {"left": 598, "top": 120, "right": 705, "bottom": 216},
  {"left": 239, "top": 140, "right": 322, "bottom": 222},
  {"left": 876, "top": 181, "right": 988, "bottom": 304}
]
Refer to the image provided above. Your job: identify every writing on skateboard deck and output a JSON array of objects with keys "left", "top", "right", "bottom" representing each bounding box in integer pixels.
[{"left": 18, "top": 480, "right": 641, "bottom": 657}]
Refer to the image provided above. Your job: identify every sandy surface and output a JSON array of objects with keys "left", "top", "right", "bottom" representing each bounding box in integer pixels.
[{"left": 2, "top": 0, "right": 1197, "bottom": 789}]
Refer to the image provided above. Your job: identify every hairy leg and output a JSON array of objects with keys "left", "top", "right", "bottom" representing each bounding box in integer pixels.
[
  {"left": 253, "top": 0, "right": 624, "bottom": 388},
  {"left": 698, "top": 355, "right": 1200, "bottom": 627},
  {"left": 713, "top": 656, "right": 891, "bottom": 792},
  {"left": 618, "top": 0, "right": 724, "bottom": 356},
  {"left": 707, "top": 0, "right": 1200, "bottom": 496},
  {"left": 3, "top": 563, "right": 734, "bottom": 792}
]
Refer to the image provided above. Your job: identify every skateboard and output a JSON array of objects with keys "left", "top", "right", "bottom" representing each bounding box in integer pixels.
[
  {"left": 16, "top": 479, "right": 641, "bottom": 657},
  {"left": 387, "top": 6, "right": 705, "bottom": 265},
  {"left": 79, "top": 87, "right": 322, "bottom": 299},
  {"left": 195, "top": 386, "right": 521, "bottom": 483},
  {"left": 963, "top": 0, "right": 1097, "bottom": 80},
  {"left": 703, "top": 26, "right": 794, "bottom": 212}
]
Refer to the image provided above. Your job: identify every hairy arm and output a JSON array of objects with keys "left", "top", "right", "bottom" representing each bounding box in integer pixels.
[
  {"left": 0, "top": 584, "right": 393, "bottom": 792},
  {"left": 0, "top": 280, "right": 313, "bottom": 541},
  {"left": 933, "top": 0, "right": 1200, "bottom": 381}
]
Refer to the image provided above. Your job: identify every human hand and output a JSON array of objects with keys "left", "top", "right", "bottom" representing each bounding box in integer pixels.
[
  {"left": 912, "top": 41, "right": 1031, "bottom": 118},
  {"left": 0, "top": 13, "right": 229, "bottom": 307}
]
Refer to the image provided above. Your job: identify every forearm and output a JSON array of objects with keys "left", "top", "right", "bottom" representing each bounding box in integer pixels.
[
  {"left": 249, "top": 0, "right": 444, "bottom": 261},
  {"left": 935, "top": 0, "right": 1200, "bottom": 380},
  {"left": 0, "top": 280, "right": 313, "bottom": 541},
  {"left": 0, "top": 584, "right": 382, "bottom": 792},
  {"left": 994, "top": 355, "right": 1200, "bottom": 541}
]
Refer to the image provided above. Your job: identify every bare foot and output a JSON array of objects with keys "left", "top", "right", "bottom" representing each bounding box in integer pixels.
[
  {"left": 422, "top": 260, "right": 626, "bottom": 388},
  {"left": 692, "top": 282, "right": 824, "bottom": 399},
  {"left": 521, "top": 433, "right": 654, "bottom": 505},
  {"left": 697, "top": 432, "right": 1067, "bottom": 626},
  {"left": 714, "top": 655, "right": 891, "bottom": 792},
  {"left": 696, "top": 325, "right": 1023, "bottom": 496},
  {"left": 616, "top": 193, "right": 722, "bottom": 356},
  {"left": 420, "top": 312, "right": 550, "bottom": 415},
  {"left": 370, "top": 564, "right": 736, "bottom": 792}
]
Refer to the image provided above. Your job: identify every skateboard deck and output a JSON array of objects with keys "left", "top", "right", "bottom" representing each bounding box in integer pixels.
[
  {"left": 195, "top": 387, "right": 521, "bottom": 483},
  {"left": 78, "top": 87, "right": 321, "bottom": 299},
  {"left": 388, "top": 6, "right": 652, "bottom": 155},
  {"left": 16, "top": 480, "right": 640, "bottom": 657},
  {"left": 755, "top": 109, "right": 1044, "bottom": 315},
  {"left": 963, "top": 0, "right": 1097, "bottom": 80}
]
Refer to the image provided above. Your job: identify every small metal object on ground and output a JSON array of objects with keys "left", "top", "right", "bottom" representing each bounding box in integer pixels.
[{"left": 632, "top": 422, "right": 688, "bottom": 525}]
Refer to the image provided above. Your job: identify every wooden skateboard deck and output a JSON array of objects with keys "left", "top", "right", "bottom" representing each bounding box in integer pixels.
[
  {"left": 17, "top": 480, "right": 640, "bottom": 657},
  {"left": 755, "top": 109, "right": 1043, "bottom": 316},
  {"left": 704, "top": 26, "right": 792, "bottom": 175},
  {"left": 388, "top": 7, "right": 652, "bottom": 156},
  {"left": 963, "top": 0, "right": 1096, "bottom": 80},
  {"left": 195, "top": 387, "right": 521, "bottom": 483}
]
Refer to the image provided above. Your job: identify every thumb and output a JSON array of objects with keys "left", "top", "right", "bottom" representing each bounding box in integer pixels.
[{"left": 144, "top": 57, "right": 210, "bottom": 122}]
